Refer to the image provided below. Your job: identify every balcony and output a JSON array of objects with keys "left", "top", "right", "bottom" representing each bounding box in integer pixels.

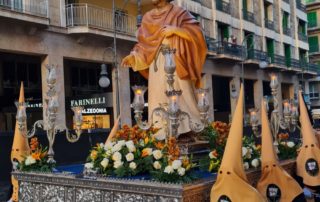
[
  {"left": 243, "top": 10, "right": 254, "bottom": 23},
  {"left": 296, "top": 0, "right": 306, "bottom": 11},
  {"left": 307, "top": 63, "right": 320, "bottom": 75},
  {"left": 265, "top": 19, "right": 274, "bottom": 30},
  {"left": 206, "top": 36, "right": 216, "bottom": 54},
  {"left": 216, "top": 0, "right": 230, "bottom": 14},
  {"left": 283, "top": 28, "right": 291, "bottom": 36},
  {"left": 290, "top": 59, "right": 301, "bottom": 70},
  {"left": 0, "top": 0, "right": 48, "bottom": 24},
  {"left": 66, "top": 4, "right": 136, "bottom": 40},
  {"left": 298, "top": 33, "right": 307, "bottom": 42},
  {"left": 271, "top": 54, "right": 286, "bottom": 67},
  {"left": 246, "top": 49, "right": 268, "bottom": 62},
  {"left": 214, "top": 41, "right": 243, "bottom": 60}
]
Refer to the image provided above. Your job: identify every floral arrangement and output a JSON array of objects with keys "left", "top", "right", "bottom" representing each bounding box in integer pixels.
[
  {"left": 276, "top": 133, "right": 300, "bottom": 160},
  {"left": 242, "top": 136, "right": 261, "bottom": 170},
  {"left": 199, "top": 122, "right": 261, "bottom": 172},
  {"left": 84, "top": 125, "right": 195, "bottom": 183},
  {"left": 18, "top": 137, "right": 55, "bottom": 172}
]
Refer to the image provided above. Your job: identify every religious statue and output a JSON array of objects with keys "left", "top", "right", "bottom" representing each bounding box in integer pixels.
[{"left": 121, "top": 0, "right": 207, "bottom": 135}]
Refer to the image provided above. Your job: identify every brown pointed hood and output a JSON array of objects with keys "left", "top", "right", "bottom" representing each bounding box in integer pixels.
[
  {"left": 211, "top": 85, "right": 265, "bottom": 202},
  {"left": 257, "top": 101, "right": 303, "bottom": 201},
  {"left": 296, "top": 90, "right": 320, "bottom": 186},
  {"left": 11, "top": 82, "right": 30, "bottom": 201}
]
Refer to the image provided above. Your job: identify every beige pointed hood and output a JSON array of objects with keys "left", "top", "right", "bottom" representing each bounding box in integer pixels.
[
  {"left": 211, "top": 85, "right": 265, "bottom": 202},
  {"left": 257, "top": 101, "right": 303, "bottom": 201},
  {"left": 296, "top": 90, "right": 320, "bottom": 186},
  {"left": 11, "top": 82, "right": 30, "bottom": 201}
]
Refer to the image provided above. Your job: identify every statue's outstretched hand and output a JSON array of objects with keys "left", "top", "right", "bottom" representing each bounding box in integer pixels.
[{"left": 121, "top": 54, "right": 135, "bottom": 68}]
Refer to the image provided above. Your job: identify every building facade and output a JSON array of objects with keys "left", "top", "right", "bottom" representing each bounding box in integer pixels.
[
  {"left": 0, "top": 0, "right": 316, "bottom": 134},
  {"left": 306, "top": 0, "right": 320, "bottom": 109}
]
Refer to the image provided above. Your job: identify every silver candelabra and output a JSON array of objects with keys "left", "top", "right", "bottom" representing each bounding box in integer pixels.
[
  {"left": 15, "top": 64, "right": 84, "bottom": 163},
  {"left": 249, "top": 73, "right": 299, "bottom": 142},
  {"left": 131, "top": 45, "right": 210, "bottom": 139}
]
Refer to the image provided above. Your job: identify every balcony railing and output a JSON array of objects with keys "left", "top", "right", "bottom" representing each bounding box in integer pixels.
[
  {"left": 265, "top": 19, "right": 274, "bottom": 29},
  {"left": 214, "top": 41, "right": 243, "bottom": 58},
  {"left": 307, "top": 63, "right": 320, "bottom": 74},
  {"left": 296, "top": 0, "right": 306, "bottom": 11},
  {"left": 216, "top": 1, "right": 230, "bottom": 14},
  {"left": 0, "top": 0, "right": 48, "bottom": 17},
  {"left": 66, "top": 4, "right": 136, "bottom": 36},
  {"left": 272, "top": 54, "right": 286, "bottom": 67},
  {"left": 283, "top": 28, "right": 291, "bottom": 36},
  {"left": 298, "top": 33, "right": 307, "bottom": 42},
  {"left": 206, "top": 36, "right": 216, "bottom": 52},
  {"left": 291, "top": 59, "right": 301, "bottom": 69},
  {"left": 243, "top": 9, "right": 254, "bottom": 23},
  {"left": 247, "top": 49, "right": 268, "bottom": 62}
]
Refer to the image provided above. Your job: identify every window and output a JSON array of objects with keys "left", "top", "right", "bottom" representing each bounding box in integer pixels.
[
  {"left": 217, "top": 23, "right": 229, "bottom": 42},
  {"left": 309, "top": 36, "right": 319, "bottom": 53},
  {"left": 298, "top": 20, "right": 306, "bottom": 35},
  {"left": 282, "top": 11, "right": 289, "bottom": 30},
  {"left": 310, "top": 82, "right": 319, "bottom": 99},
  {"left": 308, "top": 12, "right": 317, "bottom": 28},
  {"left": 284, "top": 44, "right": 291, "bottom": 67},
  {"left": 266, "top": 38, "right": 274, "bottom": 63}
]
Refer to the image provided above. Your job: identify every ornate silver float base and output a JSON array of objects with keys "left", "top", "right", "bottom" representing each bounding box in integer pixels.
[{"left": 13, "top": 159, "right": 295, "bottom": 202}]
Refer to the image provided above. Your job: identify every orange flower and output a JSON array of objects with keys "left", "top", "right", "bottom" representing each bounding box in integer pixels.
[
  {"left": 154, "top": 141, "right": 165, "bottom": 150},
  {"left": 30, "top": 137, "right": 39, "bottom": 151},
  {"left": 182, "top": 156, "right": 190, "bottom": 167},
  {"left": 144, "top": 137, "right": 149, "bottom": 145},
  {"left": 90, "top": 150, "right": 98, "bottom": 160},
  {"left": 31, "top": 152, "right": 41, "bottom": 160},
  {"left": 141, "top": 148, "right": 152, "bottom": 157},
  {"left": 212, "top": 150, "right": 218, "bottom": 158}
]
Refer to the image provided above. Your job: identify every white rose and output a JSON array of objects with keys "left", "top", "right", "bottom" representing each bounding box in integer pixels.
[
  {"left": 118, "top": 140, "right": 126, "bottom": 146},
  {"left": 242, "top": 147, "right": 248, "bottom": 157},
  {"left": 84, "top": 162, "right": 94, "bottom": 169},
  {"left": 243, "top": 162, "right": 249, "bottom": 170},
  {"left": 112, "top": 143, "right": 123, "bottom": 153},
  {"left": 112, "top": 152, "right": 122, "bottom": 162},
  {"left": 153, "top": 161, "right": 161, "bottom": 170},
  {"left": 178, "top": 167, "right": 186, "bottom": 176},
  {"left": 126, "top": 153, "right": 134, "bottom": 162},
  {"left": 100, "top": 158, "right": 109, "bottom": 168},
  {"left": 251, "top": 159, "right": 260, "bottom": 168},
  {"left": 126, "top": 141, "right": 136, "bottom": 152},
  {"left": 113, "top": 161, "right": 123, "bottom": 169},
  {"left": 172, "top": 160, "right": 182, "bottom": 170},
  {"left": 104, "top": 142, "right": 114, "bottom": 150},
  {"left": 25, "top": 156, "right": 36, "bottom": 166},
  {"left": 99, "top": 143, "right": 104, "bottom": 148},
  {"left": 209, "top": 151, "right": 216, "bottom": 159},
  {"left": 152, "top": 150, "right": 163, "bottom": 160},
  {"left": 287, "top": 141, "right": 295, "bottom": 148},
  {"left": 164, "top": 165, "right": 174, "bottom": 174},
  {"left": 129, "top": 162, "right": 137, "bottom": 170}
]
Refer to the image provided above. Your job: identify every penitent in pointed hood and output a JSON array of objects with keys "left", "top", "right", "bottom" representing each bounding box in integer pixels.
[
  {"left": 257, "top": 100, "right": 302, "bottom": 201},
  {"left": 211, "top": 85, "right": 265, "bottom": 202},
  {"left": 296, "top": 91, "right": 320, "bottom": 186},
  {"left": 11, "top": 82, "right": 30, "bottom": 201}
]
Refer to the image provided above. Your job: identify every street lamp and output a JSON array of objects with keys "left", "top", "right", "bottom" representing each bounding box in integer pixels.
[{"left": 99, "top": 64, "right": 110, "bottom": 88}]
